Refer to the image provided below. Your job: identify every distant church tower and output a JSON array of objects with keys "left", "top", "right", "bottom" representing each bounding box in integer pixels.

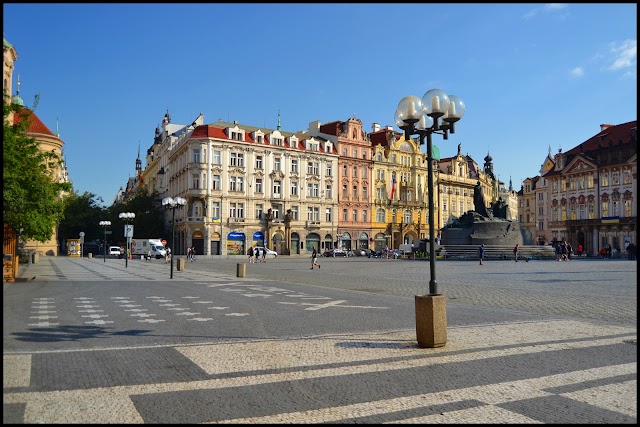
[{"left": 135, "top": 142, "right": 142, "bottom": 178}]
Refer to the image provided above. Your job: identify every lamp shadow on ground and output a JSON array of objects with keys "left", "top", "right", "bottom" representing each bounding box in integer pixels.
[{"left": 11, "top": 326, "right": 152, "bottom": 343}]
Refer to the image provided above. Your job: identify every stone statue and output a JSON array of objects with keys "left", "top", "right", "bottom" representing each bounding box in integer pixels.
[
  {"left": 473, "top": 181, "right": 490, "bottom": 217},
  {"left": 491, "top": 197, "right": 507, "bottom": 219}
]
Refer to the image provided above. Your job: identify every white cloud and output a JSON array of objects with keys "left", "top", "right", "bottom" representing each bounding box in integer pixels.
[
  {"left": 606, "top": 39, "right": 637, "bottom": 72},
  {"left": 524, "top": 3, "right": 568, "bottom": 19},
  {"left": 569, "top": 67, "right": 584, "bottom": 78}
]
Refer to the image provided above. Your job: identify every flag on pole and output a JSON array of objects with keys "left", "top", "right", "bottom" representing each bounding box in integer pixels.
[{"left": 390, "top": 176, "right": 396, "bottom": 200}]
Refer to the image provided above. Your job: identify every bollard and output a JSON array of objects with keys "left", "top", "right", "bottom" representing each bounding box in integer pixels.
[
  {"left": 88, "top": 253, "right": 92, "bottom": 259},
  {"left": 237, "top": 263, "right": 246, "bottom": 278},
  {"left": 176, "top": 258, "right": 186, "bottom": 271}
]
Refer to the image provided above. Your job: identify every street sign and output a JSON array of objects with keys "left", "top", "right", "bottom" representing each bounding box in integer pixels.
[
  {"left": 124, "top": 225, "right": 134, "bottom": 238},
  {"left": 105, "top": 230, "right": 112, "bottom": 235}
]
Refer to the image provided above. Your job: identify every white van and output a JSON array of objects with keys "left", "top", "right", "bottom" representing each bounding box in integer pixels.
[{"left": 130, "top": 239, "right": 167, "bottom": 259}]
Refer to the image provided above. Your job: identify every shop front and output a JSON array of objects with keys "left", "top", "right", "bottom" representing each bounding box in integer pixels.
[{"left": 226, "top": 231, "right": 245, "bottom": 255}]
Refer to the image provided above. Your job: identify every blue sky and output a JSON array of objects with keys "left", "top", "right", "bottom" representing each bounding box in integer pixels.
[{"left": 4, "top": 3, "right": 637, "bottom": 206}]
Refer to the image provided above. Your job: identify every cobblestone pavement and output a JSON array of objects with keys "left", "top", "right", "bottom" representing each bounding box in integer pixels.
[{"left": 3, "top": 256, "right": 637, "bottom": 423}]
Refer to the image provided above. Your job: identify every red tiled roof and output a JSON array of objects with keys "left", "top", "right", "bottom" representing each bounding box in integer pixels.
[
  {"left": 319, "top": 121, "right": 342, "bottom": 136},
  {"left": 565, "top": 120, "right": 636, "bottom": 155},
  {"left": 12, "top": 107, "right": 56, "bottom": 137}
]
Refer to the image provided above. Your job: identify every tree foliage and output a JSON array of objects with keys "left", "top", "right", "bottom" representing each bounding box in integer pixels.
[
  {"left": 3, "top": 100, "right": 71, "bottom": 242},
  {"left": 106, "top": 187, "right": 167, "bottom": 242},
  {"left": 57, "top": 191, "right": 106, "bottom": 245}
]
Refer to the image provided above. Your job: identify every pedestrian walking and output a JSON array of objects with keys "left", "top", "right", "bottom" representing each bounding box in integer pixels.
[
  {"left": 577, "top": 243, "right": 583, "bottom": 257},
  {"left": 247, "top": 246, "right": 254, "bottom": 263},
  {"left": 513, "top": 244, "right": 519, "bottom": 262},
  {"left": 191, "top": 246, "right": 196, "bottom": 262},
  {"left": 478, "top": 244, "right": 485, "bottom": 265},
  {"left": 310, "top": 246, "right": 320, "bottom": 269},
  {"left": 165, "top": 246, "right": 171, "bottom": 263},
  {"left": 566, "top": 243, "right": 573, "bottom": 260},
  {"left": 261, "top": 246, "right": 267, "bottom": 263},
  {"left": 187, "top": 247, "right": 192, "bottom": 261}
]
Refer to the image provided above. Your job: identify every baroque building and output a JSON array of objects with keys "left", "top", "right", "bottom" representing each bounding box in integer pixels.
[
  {"left": 522, "top": 121, "right": 637, "bottom": 254},
  {"left": 3, "top": 37, "right": 70, "bottom": 256},
  {"left": 369, "top": 124, "right": 430, "bottom": 250}
]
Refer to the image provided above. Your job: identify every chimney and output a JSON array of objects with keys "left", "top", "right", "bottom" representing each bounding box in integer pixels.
[
  {"left": 309, "top": 120, "right": 321, "bottom": 134},
  {"left": 372, "top": 123, "right": 380, "bottom": 132},
  {"left": 600, "top": 124, "right": 613, "bottom": 131},
  {"left": 386, "top": 125, "right": 394, "bottom": 131}
]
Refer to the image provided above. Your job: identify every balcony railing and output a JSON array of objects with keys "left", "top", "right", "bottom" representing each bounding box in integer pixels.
[
  {"left": 227, "top": 218, "right": 245, "bottom": 225},
  {"left": 305, "top": 221, "right": 321, "bottom": 228}
]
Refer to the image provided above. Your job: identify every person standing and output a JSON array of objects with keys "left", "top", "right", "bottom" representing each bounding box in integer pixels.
[
  {"left": 310, "top": 246, "right": 320, "bottom": 269},
  {"left": 478, "top": 244, "right": 485, "bottom": 265},
  {"left": 513, "top": 244, "right": 519, "bottom": 262},
  {"left": 247, "top": 246, "right": 254, "bottom": 263},
  {"left": 566, "top": 243, "right": 573, "bottom": 260},
  {"left": 577, "top": 243, "right": 583, "bottom": 257},
  {"left": 187, "top": 247, "right": 192, "bottom": 261},
  {"left": 165, "top": 246, "right": 171, "bottom": 263}
]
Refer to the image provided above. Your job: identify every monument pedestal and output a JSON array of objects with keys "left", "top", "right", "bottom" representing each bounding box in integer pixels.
[{"left": 415, "top": 294, "right": 447, "bottom": 348}]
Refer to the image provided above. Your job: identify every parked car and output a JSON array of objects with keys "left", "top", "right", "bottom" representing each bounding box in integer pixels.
[
  {"left": 263, "top": 248, "right": 278, "bottom": 258},
  {"left": 324, "top": 248, "right": 347, "bottom": 257},
  {"left": 109, "top": 246, "right": 122, "bottom": 258}
]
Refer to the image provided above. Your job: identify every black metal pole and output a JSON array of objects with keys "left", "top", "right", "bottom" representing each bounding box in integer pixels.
[
  {"left": 170, "top": 207, "right": 175, "bottom": 279},
  {"left": 103, "top": 227, "right": 107, "bottom": 262},
  {"left": 125, "top": 222, "right": 128, "bottom": 268},
  {"left": 426, "top": 132, "right": 438, "bottom": 295}
]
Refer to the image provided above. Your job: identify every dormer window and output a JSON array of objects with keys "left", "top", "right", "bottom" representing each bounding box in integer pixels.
[
  {"left": 288, "top": 136, "right": 298, "bottom": 148},
  {"left": 252, "top": 130, "right": 264, "bottom": 144},
  {"left": 227, "top": 125, "right": 245, "bottom": 141}
]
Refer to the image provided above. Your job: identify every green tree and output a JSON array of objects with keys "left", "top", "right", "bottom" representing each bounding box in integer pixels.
[
  {"left": 3, "top": 100, "right": 71, "bottom": 242},
  {"left": 107, "top": 187, "right": 166, "bottom": 241},
  {"left": 57, "top": 191, "right": 106, "bottom": 246}
]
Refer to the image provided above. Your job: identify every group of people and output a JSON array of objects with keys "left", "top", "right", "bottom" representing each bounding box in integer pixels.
[
  {"left": 554, "top": 241, "right": 573, "bottom": 261},
  {"left": 186, "top": 246, "right": 197, "bottom": 262},
  {"left": 247, "top": 246, "right": 267, "bottom": 263}
]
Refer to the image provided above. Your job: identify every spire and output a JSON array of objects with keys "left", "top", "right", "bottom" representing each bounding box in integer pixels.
[
  {"left": 509, "top": 176, "right": 513, "bottom": 191},
  {"left": 277, "top": 110, "right": 281, "bottom": 131},
  {"left": 12, "top": 74, "right": 24, "bottom": 106},
  {"left": 135, "top": 141, "right": 142, "bottom": 176},
  {"left": 56, "top": 117, "right": 60, "bottom": 138}
]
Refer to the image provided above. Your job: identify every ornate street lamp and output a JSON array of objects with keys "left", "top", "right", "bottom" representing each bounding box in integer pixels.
[
  {"left": 394, "top": 89, "right": 465, "bottom": 348},
  {"left": 99, "top": 221, "right": 111, "bottom": 262},
  {"left": 118, "top": 212, "right": 135, "bottom": 268},
  {"left": 162, "top": 196, "right": 186, "bottom": 279}
]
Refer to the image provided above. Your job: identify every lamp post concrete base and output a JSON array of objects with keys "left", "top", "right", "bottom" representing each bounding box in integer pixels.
[{"left": 415, "top": 294, "right": 447, "bottom": 348}]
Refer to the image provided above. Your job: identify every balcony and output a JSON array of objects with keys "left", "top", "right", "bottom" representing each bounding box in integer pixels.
[
  {"left": 186, "top": 217, "right": 205, "bottom": 223},
  {"left": 227, "top": 218, "right": 246, "bottom": 226},
  {"left": 306, "top": 221, "right": 321, "bottom": 228},
  {"left": 186, "top": 188, "right": 207, "bottom": 197}
]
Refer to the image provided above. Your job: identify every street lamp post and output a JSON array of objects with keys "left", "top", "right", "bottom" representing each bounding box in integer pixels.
[
  {"left": 99, "top": 221, "right": 111, "bottom": 262},
  {"left": 394, "top": 89, "right": 465, "bottom": 348},
  {"left": 162, "top": 196, "right": 186, "bottom": 279},
  {"left": 118, "top": 212, "right": 135, "bottom": 268}
]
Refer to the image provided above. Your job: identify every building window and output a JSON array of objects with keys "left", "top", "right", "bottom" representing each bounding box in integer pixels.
[
  {"left": 325, "top": 185, "right": 332, "bottom": 199},
  {"left": 353, "top": 167, "right": 358, "bottom": 178},
  {"left": 561, "top": 206, "right": 567, "bottom": 221},
  {"left": 256, "top": 204, "right": 263, "bottom": 219},
  {"left": 624, "top": 199, "right": 632, "bottom": 216},
  {"left": 612, "top": 200, "right": 620, "bottom": 216},
  {"left": 213, "top": 175, "right": 220, "bottom": 190},
  {"left": 588, "top": 204, "right": 594, "bottom": 219},
  {"left": 601, "top": 201, "right": 609, "bottom": 217},
  {"left": 325, "top": 208, "right": 332, "bottom": 222},
  {"left": 570, "top": 205, "right": 576, "bottom": 220},
  {"left": 255, "top": 178, "right": 263, "bottom": 193},
  {"left": 256, "top": 156, "right": 263, "bottom": 169},
  {"left": 192, "top": 148, "right": 200, "bottom": 163},
  {"left": 352, "top": 186, "right": 358, "bottom": 198},
  {"left": 353, "top": 210, "right": 358, "bottom": 222},
  {"left": 569, "top": 178, "right": 576, "bottom": 191},
  {"left": 353, "top": 149, "right": 358, "bottom": 158},
  {"left": 363, "top": 187, "right": 367, "bottom": 200},
  {"left": 291, "top": 181, "right": 298, "bottom": 196},
  {"left": 192, "top": 174, "right": 200, "bottom": 189},
  {"left": 230, "top": 152, "right": 244, "bottom": 167},
  {"left": 307, "top": 207, "right": 319, "bottom": 221},
  {"left": 601, "top": 173, "right": 609, "bottom": 187},
  {"left": 538, "top": 221, "right": 544, "bottom": 230},
  {"left": 561, "top": 179, "right": 567, "bottom": 192},
  {"left": 342, "top": 185, "right": 348, "bottom": 198},
  {"left": 291, "top": 159, "right": 298, "bottom": 173},
  {"left": 274, "top": 157, "right": 281, "bottom": 171},
  {"left": 362, "top": 210, "right": 367, "bottom": 222},
  {"left": 552, "top": 207, "right": 558, "bottom": 221},
  {"left": 623, "top": 170, "right": 632, "bottom": 184},
  {"left": 213, "top": 150, "right": 221, "bottom": 165},
  {"left": 342, "top": 148, "right": 347, "bottom": 157},
  {"left": 404, "top": 210, "right": 411, "bottom": 223},
  {"left": 342, "top": 209, "right": 348, "bottom": 221},
  {"left": 212, "top": 202, "right": 220, "bottom": 220},
  {"left": 376, "top": 208, "right": 385, "bottom": 222},
  {"left": 343, "top": 164, "right": 347, "bottom": 176},
  {"left": 443, "top": 202, "right": 447, "bottom": 212},
  {"left": 587, "top": 175, "right": 594, "bottom": 188},
  {"left": 291, "top": 206, "right": 299, "bottom": 220},
  {"left": 256, "top": 135, "right": 263, "bottom": 144},
  {"left": 273, "top": 181, "right": 281, "bottom": 196},
  {"left": 612, "top": 172, "right": 620, "bottom": 185},
  {"left": 326, "top": 164, "right": 332, "bottom": 177}
]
